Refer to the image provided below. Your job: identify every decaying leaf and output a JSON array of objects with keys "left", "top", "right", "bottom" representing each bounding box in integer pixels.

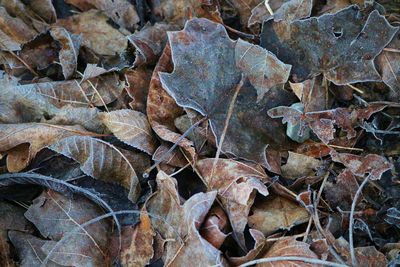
[
  {"left": 56, "top": 10, "right": 128, "bottom": 55},
  {"left": 248, "top": 195, "right": 309, "bottom": 236},
  {"left": 197, "top": 158, "right": 269, "bottom": 245},
  {"left": 0, "top": 123, "right": 91, "bottom": 172},
  {"left": 0, "top": 6, "right": 37, "bottom": 51},
  {"left": 101, "top": 109, "right": 157, "bottom": 155},
  {"left": 22, "top": 190, "right": 111, "bottom": 266},
  {"left": 160, "top": 18, "right": 295, "bottom": 168},
  {"left": 48, "top": 27, "right": 81, "bottom": 79},
  {"left": 261, "top": 5, "right": 399, "bottom": 84},
  {"left": 330, "top": 150, "right": 392, "bottom": 180},
  {"left": 290, "top": 76, "right": 328, "bottom": 112},
  {"left": 227, "top": 229, "right": 266, "bottom": 266},
  {"left": 119, "top": 209, "right": 155, "bottom": 267},
  {"left": 128, "top": 23, "right": 178, "bottom": 67},
  {"left": 49, "top": 136, "right": 141, "bottom": 201},
  {"left": 147, "top": 44, "right": 196, "bottom": 159},
  {"left": 268, "top": 104, "right": 386, "bottom": 143},
  {"left": 281, "top": 151, "right": 322, "bottom": 179},
  {"left": 146, "top": 171, "right": 227, "bottom": 266},
  {"left": 65, "top": 0, "right": 140, "bottom": 29},
  {"left": 257, "top": 237, "right": 320, "bottom": 267},
  {"left": 200, "top": 206, "right": 229, "bottom": 249},
  {"left": 228, "top": 0, "right": 260, "bottom": 27},
  {"left": 125, "top": 67, "right": 152, "bottom": 113},
  {"left": 376, "top": 32, "right": 400, "bottom": 100}
]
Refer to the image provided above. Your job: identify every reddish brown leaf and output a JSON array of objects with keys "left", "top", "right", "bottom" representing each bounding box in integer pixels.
[
  {"left": 257, "top": 237, "right": 321, "bottom": 267},
  {"left": 197, "top": 158, "right": 269, "bottom": 245},
  {"left": 227, "top": 229, "right": 266, "bottom": 266},
  {"left": 200, "top": 206, "right": 229, "bottom": 249}
]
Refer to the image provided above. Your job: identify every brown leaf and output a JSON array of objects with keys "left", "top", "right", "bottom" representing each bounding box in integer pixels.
[
  {"left": 268, "top": 104, "right": 386, "bottom": 144},
  {"left": 159, "top": 18, "right": 295, "bottom": 168},
  {"left": 56, "top": 10, "right": 128, "bottom": 55},
  {"left": 101, "top": 109, "right": 157, "bottom": 155},
  {"left": 0, "top": 6, "right": 37, "bottom": 51},
  {"left": 228, "top": 0, "right": 260, "bottom": 27},
  {"left": 330, "top": 150, "right": 393, "bottom": 180},
  {"left": 200, "top": 206, "right": 229, "bottom": 249},
  {"left": 65, "top": 0, "right": 139, "bottom": 29},
  {"left": 281, "top": 151, "right": 322, "bottom": 179},
  {"left": 290, "top": 76, "right": 328, "bottom": 112},
  {"left": 146, "top": 171, "right": 227, "bottom": 266},
  {"left": 125, "top": 67, "right": 152, "bottom": 113},
  {"left": 127, "top": 23, "right": 178, "bottom": 67},
  {"left": 147, "top": 43, "right": 196, "bottom": 159},
  {"left": 197, "top": 158, "right": 269, "bottom": 245},
  {"left": 376, "top": 32, "right": 400, "bottom": 101},
  {"left": 355, "top": 246, "right": 388, "bottom": 267},
  {"left": 27, "top": 0, "right": 56, "bottom": 23},
  {"left": 49, "top": 27, "right": 81, "bottom": 79},
  {"left": 22, "top": 190, "right": 111, "bottom": 266},
  {"left": 261, "top": 5, "right": 399, "bottom": 84},
  {"left": 119, "top": 209, "right": 155, "bottom": 267},
  {"left": 49, "top": 136, "right": 141, "bottom": 201},
  {"left": 227, "top": 229, "right": 266, "bottom": 266},
  {"left": 248, "top": 195, "right": 309, "bottom": 236},
  {"left": 257, "top": 237, "right": 321, "bottom": 267},
  {"left": 0, "top": 123, "right": 91, "bottom": 172}
]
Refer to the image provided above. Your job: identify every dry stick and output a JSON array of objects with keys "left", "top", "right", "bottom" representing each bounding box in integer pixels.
[
  {"left": 349, "top": 175, "right": 370, "bottom": 267},
  {"left": 239, "top": 256, "right": 349, "bottom": 267},
  {"left": 209, "top": 78, "right": 244, "bottom": 189},
  {"left": 142, "top": 116, "right": 208, "bottom": 178}
]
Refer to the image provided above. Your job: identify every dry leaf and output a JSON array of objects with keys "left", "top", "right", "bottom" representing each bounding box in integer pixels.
[
  {"left": 146, "top": 171, "right": 227, "bottom": 266},
  {"left": 127, "top": 23, "right": 178, "bottom": 67},
  {"left": 257, "top": 237, "right": 321, "bottom": 267},
  {"left": 119, "top": 209, "right": 155, "bottom": 267},
  {"left": 197, "top": 158, "right": 269, "bottom": 245},
  {"left": 376, "top": 32, "right": 400, "bottom": 101},
  {"left": 0, "top": 123, "right": 90, "bottom": 172},
  {"left": 160, "top": 18, "right": 295, "bottom": 168},
  {"left": 330, "top": 150, "right": 393, "bottom": 180},
  {"left": 200, "top": 206, "right": 229, "bottom": 249},
  {"left": 261, "top": 5, "right": 399, "bottom": 84},
  {"left": 65, "top": 0, "right": 140, "bottom": 29},
  {"left": 56, "top": 10, "right": 128, "bottom": 55},
  {"left": 268, "top": 104, "right": 386, "bottom": 144},
  {"left": 281, "top": 151, "right": 322, "bottom": 179},
  {"left": 27, "top": 0, "right": 56, "bottom": 23},
  {"left": 22, "top": 190, "right": 111, "bottom": 266},
  {"left": 101, "top": 109, "right": 157, "bottom": 155},
  {"left": 227, "top": 229, "right": 266, "bottom": 266},
  {"left": 125, "top": 67, "right": 152, "bottom": 113},
  {"left": 49, "top": 136, "right": 141, "bottom": 201},
  {"left": 249, "top": 195, "right": 309, "bottom": 236},
  {"left": 147, "top": 44, "right": 196, "bottom": 159}
]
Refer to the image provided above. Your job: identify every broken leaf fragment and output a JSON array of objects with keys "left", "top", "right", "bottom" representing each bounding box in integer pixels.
[
  {"left": 160, "top": 18, "right": 295, "bottom": 168},
  {"left": 261, "top": 5, "right": 399, "bottom": 84}
]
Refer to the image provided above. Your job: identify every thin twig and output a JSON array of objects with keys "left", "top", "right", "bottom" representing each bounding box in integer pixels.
[
  {"left": 349, "top": 175, "right": 370, "bottom": 267},
  {"left": 239, "top": 256, "right": 349, "bottom": 267},
  {"left": 209, "top": 78, "right": 243, "bottom": 189},
  {"left": 143, "top": 116, "right": 208, "bottom": 177}
]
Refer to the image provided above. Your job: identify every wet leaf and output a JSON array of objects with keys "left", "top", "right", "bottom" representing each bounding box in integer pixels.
[
  {"left": 197, "top": 158, "right": 269, "bottom": 245},
  {"left": 160, "top": 18, "right": 295, "bottom": 168},
  {"left": 101, "top": 109, "right": 157, "bottom": 155},
  {"left": 261, "top": 5, "right": 399, "bottom": 84},
  {"left": 257, "top": 237, "right": 320, "bottom": 267},
  {"left": 49, "top": 136, "right": 141, "bottom": 201},
  {"left": 249, "top": 195, "right": 310, "bottom": 236},
  {"left": 146, "top": 171, "right": 227, "bottom": 266}
]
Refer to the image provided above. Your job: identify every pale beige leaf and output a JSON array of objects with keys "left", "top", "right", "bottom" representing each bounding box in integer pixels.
[
  {"left": 101, "top": 109, "right": 157, "bottom": 155},
  {"left": 281, "top": 151, "right": 321, "bottom": 179}
]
